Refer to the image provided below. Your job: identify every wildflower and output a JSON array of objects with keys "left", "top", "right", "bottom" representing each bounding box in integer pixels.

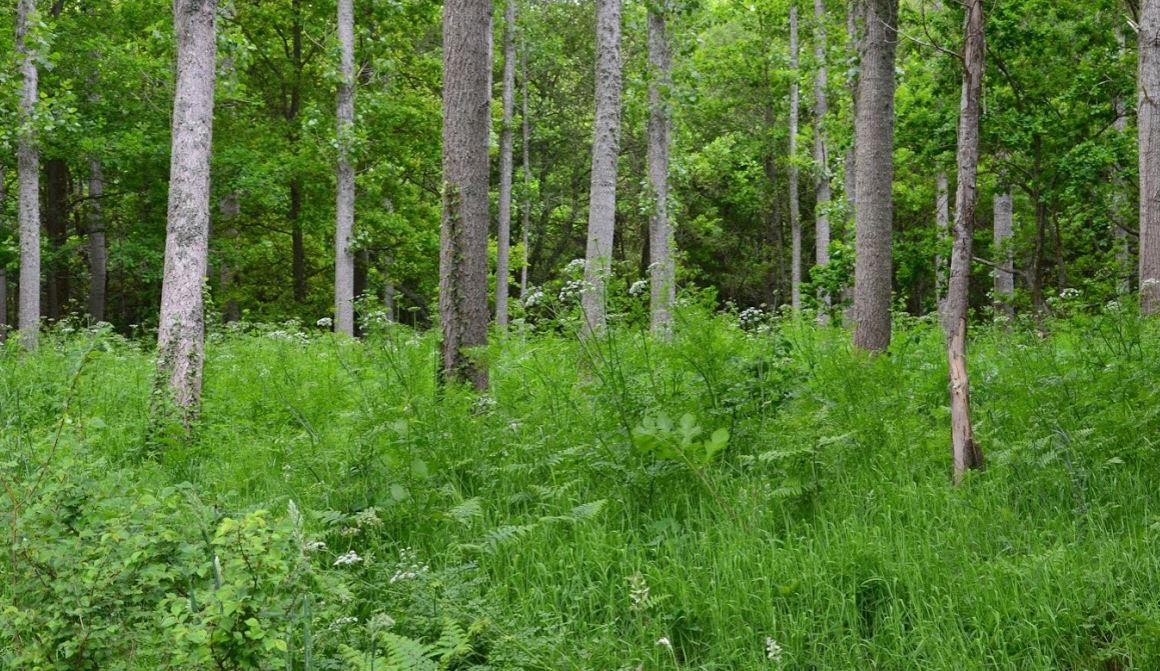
[
  {"left": 1059, "top": 287, "right": 1080, "bottom": 299},
  {"left": 317, "top": 317, "right": 333, "bottom": 328},
  {"left": 331, "top": 616, "right": 359, "bottom": 629},
  {"left": 628, "top": 573, "right": 650, "bottom": 611},
  {"left": 629, "top": 280, "right": 649, "bottom": 297},
  {"left": 523, "top": 288, "right": 545, "bottom": 307},
  {"left": 303, "top": 540, "right": 327, "bottom": 553},
  {"left": 657, "top": 637, "right": 672, "bottom": 649},
  {"left": 390, "top": 547, "right": 429, "bottom": 583},
  {"left": 354, "top": 507, "right": 382, "bottom": 528},
  {"left": 333, "top": 550, "right": 363, "bottom": 566},
  {"left": 765, "top": 637, "right": 783, "bottom": 663},
  {"left": 565, "top": 258, "right": 587, "bottom": 274}
]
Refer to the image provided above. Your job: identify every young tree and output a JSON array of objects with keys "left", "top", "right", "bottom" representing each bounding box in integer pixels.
[
  {"left": 335, "top": 0, "right": 355, "bottom": 336},
  {"left": 0, "top": 179, "right": 7, "bottom": 341},
  {"left": 581, "top": 0, "right": 623, "bottom": 335},
  {"left": 789, "top": 2, "right": 802, "bottom": 310},
  {"left": 1140, "top": 0, "right": 1160, "bottom": 314},
  {"left": 935, "top": 171, "right": 948, "bottom": 304},
  {"left": 16, "top": 0, "right": 40, "bottom": 351},
  {"left": 648, "top": 0, "right": 674, "bottom": 334},
  {"left": 947, "top": 0, "right": 984, "bottom": 484},
  {"left": 520, "top": 42, "right": 532, "bottom": 300},
  {"left": 813, "top": 0, "right": 831, "bottom": 319},
  {"left": 993, "top": 188, "right": 1014, "bottom": 319},
  {"left": 88, "top": 158, "right": 107, "bottom": 323},
  {"left": 156, "top": 0, "right": 218, "bottom": 416},
  {"left": 851, "top": 0, "right": 898, "bottom": 351},
  {"left": 440, "top": 0, "right": 492, "bottom": 388},
  {"left": 496, "top": 0, "right": 517, "bottom": 328}
]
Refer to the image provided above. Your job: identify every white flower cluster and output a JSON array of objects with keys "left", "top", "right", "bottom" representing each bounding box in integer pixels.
[
  {"left": 389, "top": 547, "right": 429, "bottom": 584},
  {"left": 303, "top": 540, "right": 327, "bottom": 553},
  {"left": 333, "top": 550, "right": 363, "bottom": 566},
  {"left": 765, "top": 636, "right": 783, "bottom": 663},
  {"left": 1059, "top": 288, "right": 1080, "bottom": 300},
  {"left": 316, "top": 317, "right": 333, "bottom": 328},
  {"left": 524, "top": 287, "right": 545, "bottom": 308},
  {"left": 628, "top": 279, "right": 649, "bottom": 297},
  {"left": 564, "top": 258, "right": 587, "bottom": 274},
  {"left": 738, "top": 306, "right": 766, "bottom": 330},
  {"left": 559, "top": 279, "right": 590, "bottom": 303}
]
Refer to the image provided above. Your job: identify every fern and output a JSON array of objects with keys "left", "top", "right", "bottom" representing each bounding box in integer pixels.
[
  {"left": 433, "top": 617, "right": 472, "bottom": 663},
  {"left": 445, "top": 497, "right": 483, "bottom": 525},
  {"left": 382, "top": 632, "right": 438, "bottom": 671}
]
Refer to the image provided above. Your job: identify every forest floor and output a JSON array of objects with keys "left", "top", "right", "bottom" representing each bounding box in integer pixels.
[{"left": 3, "top": 304, "right": 1160, "bottom": 670}]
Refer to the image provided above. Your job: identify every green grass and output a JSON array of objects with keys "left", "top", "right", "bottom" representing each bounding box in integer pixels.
[{"left": 3, "top": 306, "right": 1160, "bottom": 669}]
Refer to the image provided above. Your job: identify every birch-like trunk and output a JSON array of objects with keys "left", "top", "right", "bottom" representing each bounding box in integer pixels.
[
  {"left": 439, "top": 0, "right": 492, "bottom": 389},
  {"left": 935, "top": 171, "right": 948, "bottom": 304},
  {"left": 88, "top": 158, "right": 107, "bottom": 322},
  {"left": 947, "top": 0, "right": 984, "bottom": 484},
  {"left": 156, "top": 0, "right": 218, "bottom": 417},
  {"left": 993, "top": 189, "right": 1014, "bottom": 319},
  {"left": 648, "top": 5, "right": 674, "bottom": 335},
  {"left": 496, "top": 0, "right": 517, "bottom": 327},
  {"left": 581, "top": 0, "right": 622, "bottom": 335},
  {"left": 520, "top": 43, "right": 532, "bottom": 299},
  {"left": 335, "top": 0, "right": 356, "bottom": 336},
  {"left": 852, "top": 0, "right": 897, "bottom": 351},
  {"left": 789, "top": 3, "right": 802, "bottom": 310},
  {"left": 17, "top": 0, "right": 40, "bottom": 350},
  {"left": 1142, "top": 0, "right": 1160, "bottom": 314},
  {"left": 813, "top": 0, "right": 831, "bottom": 321}
]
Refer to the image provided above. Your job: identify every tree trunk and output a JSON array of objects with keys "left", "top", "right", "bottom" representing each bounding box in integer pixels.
[
  {"left": 947, "top": 0, "right": 984, "bottom": 484},
  {"left": 0, "top": 178, "right": 7, "bottom": 341},
  {"left": 936, "top": 171, "right": 948, "bottom": 305},
  {"left": 335, "top": 0, "right": 356, "bottom": 336},
  {"left": 17, "top": 0, "right": 40, "bottom": 351},
  {"left": 1143, "top": 0, "right": 1160, "bottom": 314},
  {"left": 648, "top": 4, "right": 674, "bottom": 335},
  {"left": 88, "top": 158, "right": 107, "bottom": 322},
  {"left": 852, "top": 0, "right": 897, "bottom": 351},
  {"left": 496, "top": 0, "right": 517, "bottom": 328},
  {"left": 44, "top": 158, "right": 70, "bottom": 320},
  {"left": 814, "top": 0, "right": 831, "bottom": 321},
  {"left": 1115, "top": 25, "right": 1132, "bottom": 294},
  {"left": 520, "top": 42, "right": 532, "bottom": 299},
  {"left": 581, "top": 0, "right": 622, "bottom": 335},
  {"left": 156, "top": 0, "right": 217, "bottom": 418},
  {"left": 993, "top": 189, "right": 1014, "bottom": 320},
  {"left": 789, "top": 3, "right": 802, "bottom": 310},
  {"left": 440, "top": 0, "right": 492, "bottom": 389}
]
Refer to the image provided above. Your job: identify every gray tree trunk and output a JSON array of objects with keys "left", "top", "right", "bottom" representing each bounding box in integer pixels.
[
  {"left": 496, "top": 0, "right": 517, "bottom": 327},
  {"left": 936, "top": 171, "right": 948, "bottom": 304},
  {"left": 993, "top": 189, "right": 1014, "bottom": 319},
  {"left": 648, "top": 5, "right": 674, "bottom": 335},
  {"left": 581, "top": 0, "right": 622, "bottom": 335},
  {"left": 439, "top": 0, "right": 492, "bottom": 389},
  {"left": 947, "top": 0, "right": 984, "bottom": 484},
  {"left": 813, "top": 0, "right": 831, "bottom": 321},
  {"left": 1114, "top": 25, "right": 1131, "bottom": 294},
  {"left": 16, "top": 0, "right": 40, "bottom": 351},
  {"left": 520, "top": 42, "right": 532, "bottom": 299},
  {"left": 852, "top": 0, "right": 897, "bottom": 351},
  {"left": 0, "top": 179, "right": 6, "bottom": 341},
  {"left": 156, "top": 0, "right": 218, "bottom": 417},
  {"left": 1142, "top": 0, "right": 1160, "bottom": 314},
  {"left": 335, "top": 0, "right": 356, "bottom": 336},
  {"left": 88, "top": 158, "right": 107, "bottom": 323},
  {"left": 789, "top": 2, "right": 802, "bottom": 310}
]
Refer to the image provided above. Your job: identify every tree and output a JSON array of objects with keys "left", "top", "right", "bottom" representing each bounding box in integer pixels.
[
  {"left": 993, "top": 188, "right": 1014, "bottom": 319},
  {"left": 16, "top": 0, "right": 40, "bottom": 351},
  {"left": 648, "top": 0, "right": 674, "bottom": 334},
  {"left": 852, "top": 0, "right": 897, "bottom": 351},
  {"left": 813, "top": 0, "right": 831, "bottom": 320},
  {"left": 581, "top": 0, "right": 622, "bottom": 335},
  {"left": 789, "top": 2, "right": 802, "bottom": 310},
  {"left": 335, "top": 0, "right": 355, "bottom": 336},
  {"left": 1140, "top": 0, "right": 1160, "bottom": 314},
  {"left": 156, "top": 0, "right": 218, "bottom": 417},
  {"left": 0, "top": 179, "right": 7, "bottom": 341},
  {"left": 88, "top": 158, "right": 107, "bottom": 323},
  {"left": 496, "top": 0, "right": 517, "bottom": 328},
  {"left": 520, "top": 40, "right": 532, "bottom": 300},
  {"left": 946, "top": 0, "right": 984, "bottom": 484},
  {"left": 440, "top": 0, "right": 492, "bottom": 389}
]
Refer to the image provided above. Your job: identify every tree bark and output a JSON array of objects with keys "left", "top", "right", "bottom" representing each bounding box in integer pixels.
[
  {"left": 814, "top": 0, "right": 832, "bottom": 321},
  {"left": 0, "top": 179, "right": 7, "bottom": 341},
  {"left": 993, "top": 189, "right": 1014, "bottom": 319},
  {"left": 496, "top": 0, "right": 517, "bottom": 328},
  {"left": 947, "top": 0, "right": 984, "bottom": 484},
  {"left": 936, "top": 171, "right": 948, "bottom": 304},
  {"left": 335, "top": 0, "right": 356, "bottom": 336},
  {"left": 648, "top": 4, "right": 674, "bottom": 335},
  {"left": 1139, "top": 0, "right": 1160, "bottom": 316},
  {"left": 789, "top": 2, "right": 802, "bottom": 310},
  {"left": 520, "top": 41, "right": 532, "bottom": 299},
  {"left": 581, "top": 0, "right": 622, "bottom": 335},
  {"left": 440, "top": 0, "right": 492, "bottom": 389},
  {"left": 156, "top": 0, "right": 217, "bottom": 418},
  {"left": 44, "top": 158, "right": 70, "bottom": 320},
  {"left": 88, "top": 158, "right": 107, "bottom": 322},
  {"left": 17, "top": 0, "right": 40, "bottom": 351},
  {"left": 1115, "top": 25, "right": 1132, "bottom": 294},
  {"left": 852, "top": 0, "right": 897, "bottom": 351}
]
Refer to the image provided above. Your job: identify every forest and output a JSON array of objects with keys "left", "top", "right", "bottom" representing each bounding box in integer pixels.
[{"left": 3, "top": 0, "right": 1160, "bottom": 668}]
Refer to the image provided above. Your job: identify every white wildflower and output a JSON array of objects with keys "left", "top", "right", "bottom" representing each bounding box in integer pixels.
[
  {"left": 628, "top": 280, "right": 649, "bottom": 297},
  {"left": 333, "top": 550, "right": 363, "bottom": 566},
  {"left": 656, "top": 637, "right": 672, "bottom": 649},
  {"left": 1059, "top": 287, "right": 1080, "bottom": 299},
  {"left": 765, "top": 637, "right": 783, "bottom": 663},
  {"left": 565, "top": 258, "right": 587, "bottom": 274},
  {"left": 316, "top": 317, "right": 333, "bottom": 328},
  {"left": 330, "top": 616, "right": 359, "bottom": 629},
  {"left": 389, "top": 547, "right": 429, "bottom": 583},
  {"left": 354, "top": 507, "right": 382, "bottom": 528}
]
